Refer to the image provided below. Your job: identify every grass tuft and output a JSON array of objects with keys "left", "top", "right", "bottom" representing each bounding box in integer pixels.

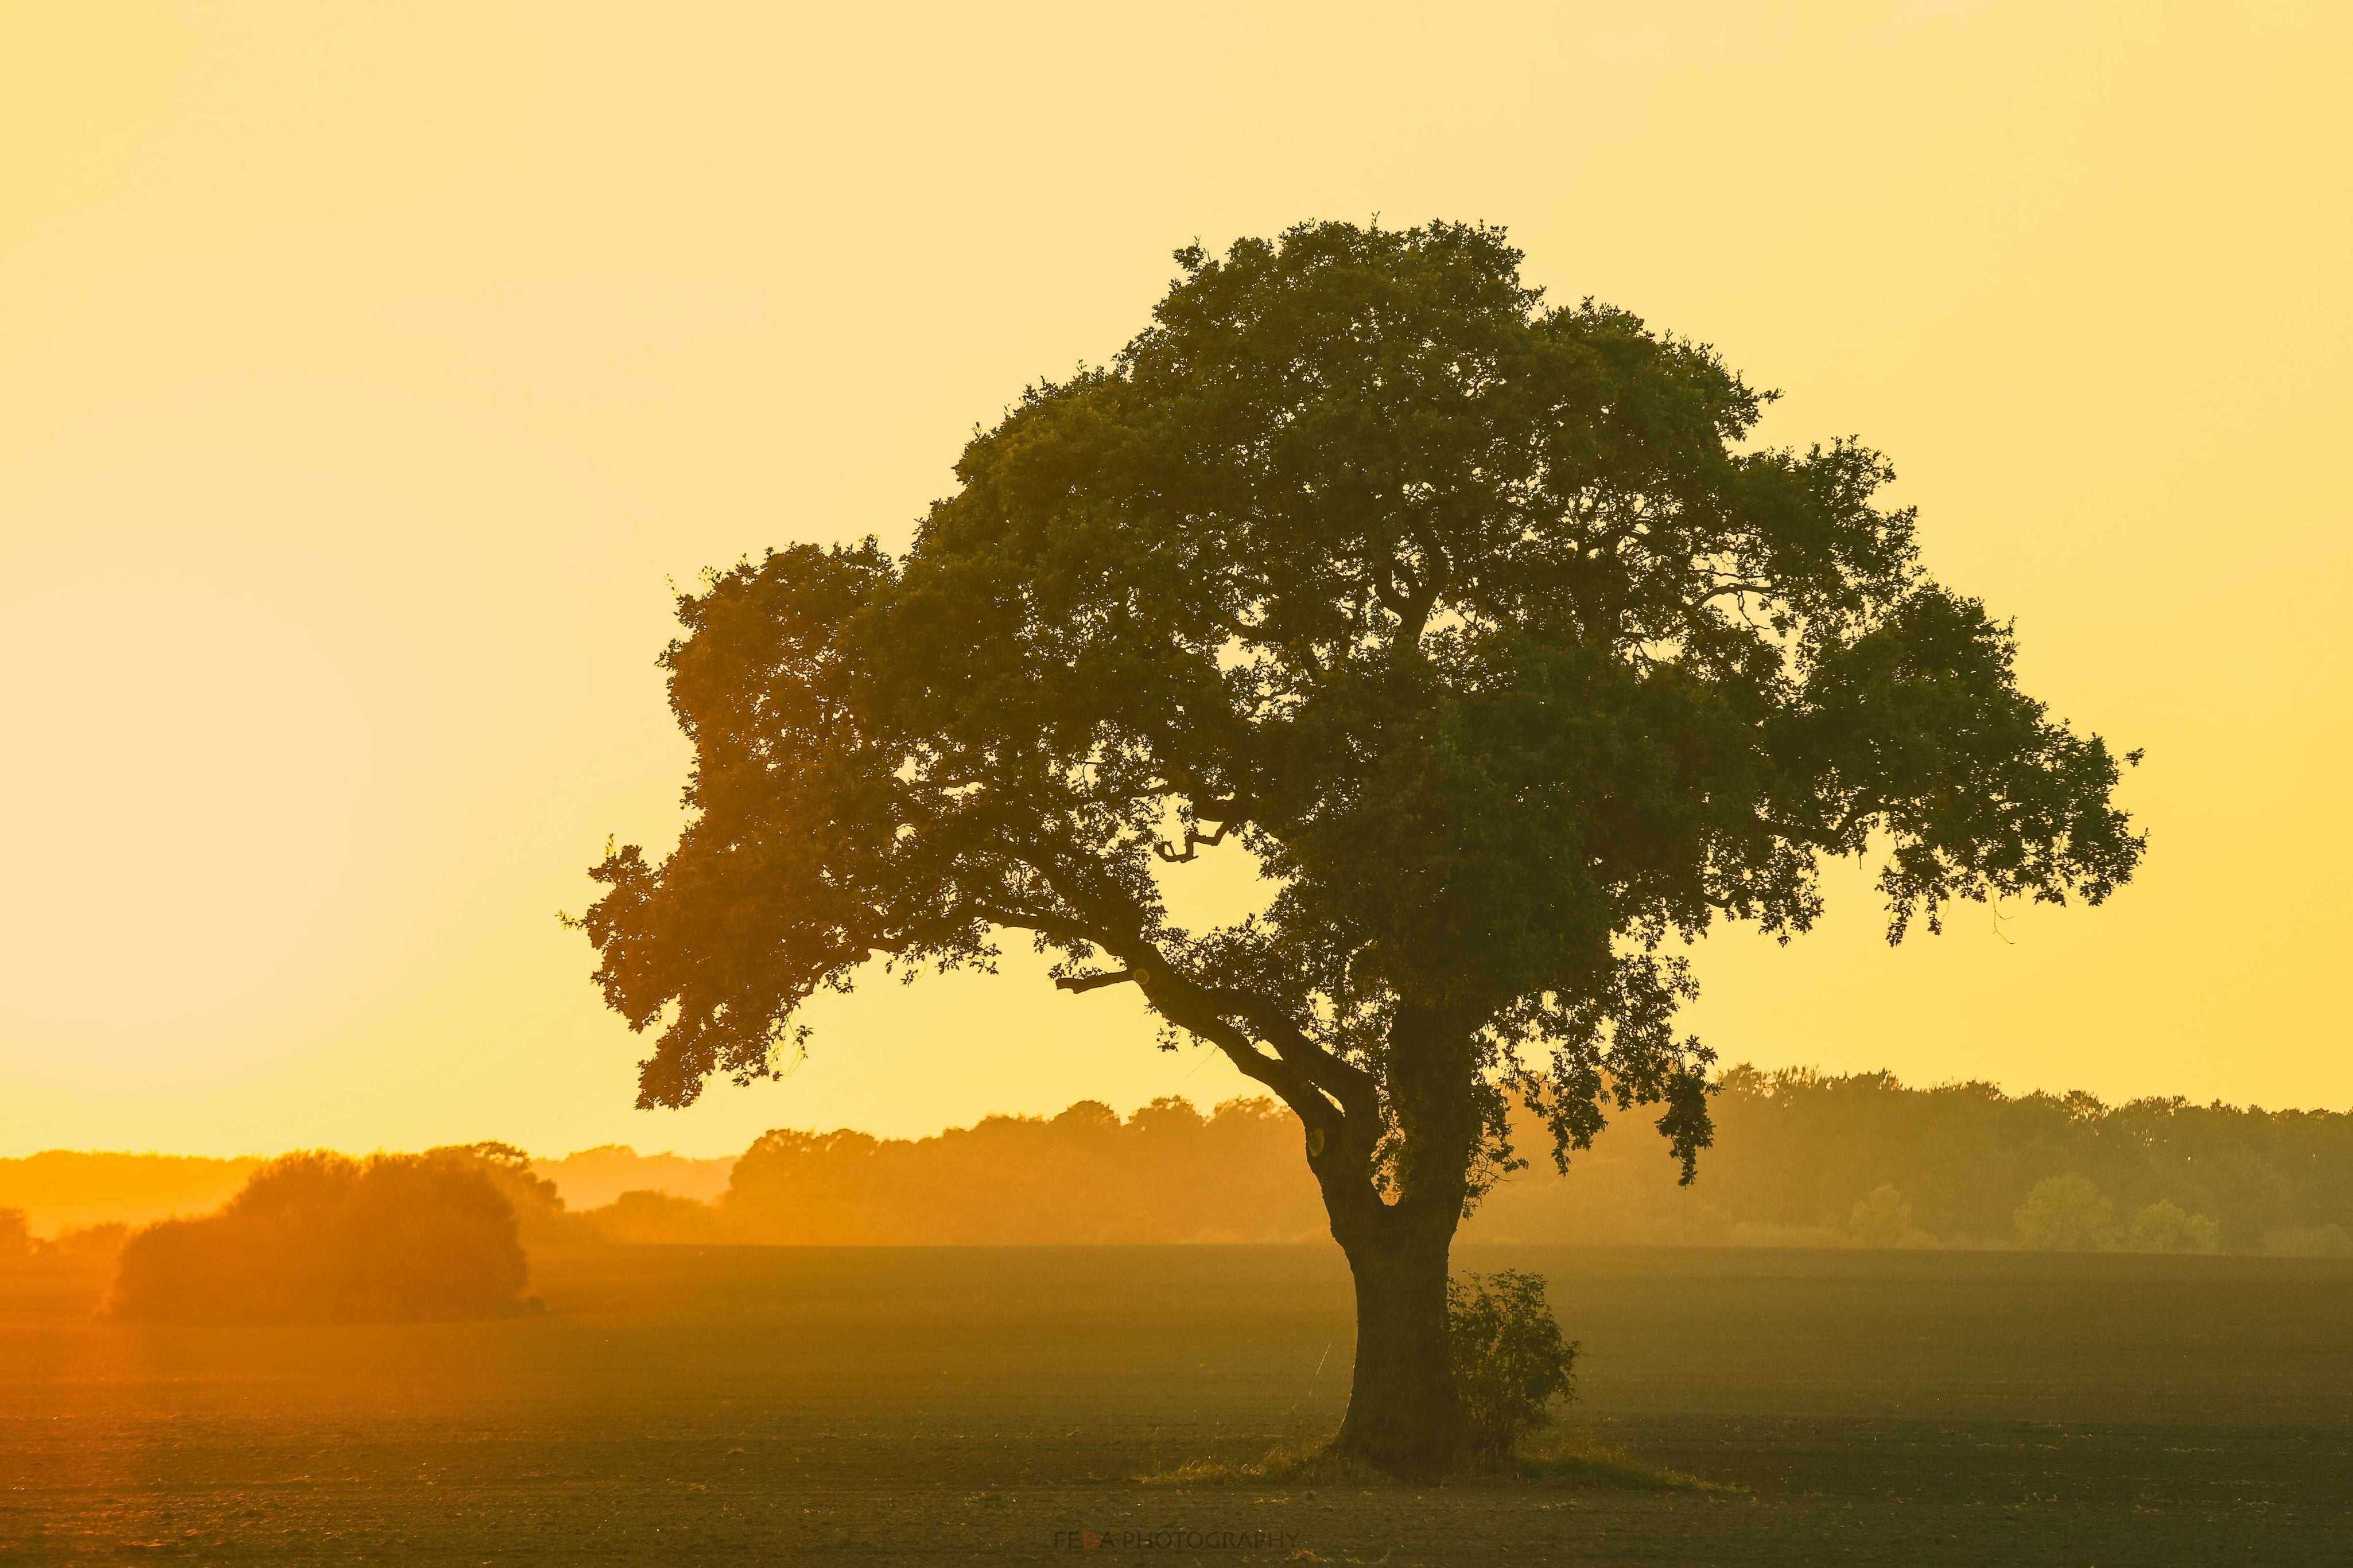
[
  {"left": 1487, "top": 1426, "right": 1737, "bottom": 1491},
  {"left": 1142, "top": 1442, "right": 1392, "bottom": 1489},
  {"left": 1139, "top": 1427, "right": 1736, "bottom": 1493}
]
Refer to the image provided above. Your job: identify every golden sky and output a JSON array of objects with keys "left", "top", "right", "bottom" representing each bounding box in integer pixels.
[{"left": 3, "top": 1, "right": 2348, "bottom": 1158}]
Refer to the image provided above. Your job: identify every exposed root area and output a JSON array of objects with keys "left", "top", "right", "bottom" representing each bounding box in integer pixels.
[{"left": 1139, "top": 1427, "right": 1737, "bottom": 1493}]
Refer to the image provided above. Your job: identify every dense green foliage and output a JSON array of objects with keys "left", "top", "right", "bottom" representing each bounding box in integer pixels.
[
  {"left": 579, "top": 220, "right": 2140, "bottom": 1264},
  {"left": 1445, "top": 1269, "right": 1577, "bottom": 1453}
]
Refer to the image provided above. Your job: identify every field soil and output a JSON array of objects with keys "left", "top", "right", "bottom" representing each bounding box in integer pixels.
[{"left": 4, "top": 1244, "right": 2350, "bottom": 1563}]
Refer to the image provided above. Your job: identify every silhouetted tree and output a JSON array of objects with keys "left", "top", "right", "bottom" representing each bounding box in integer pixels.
[{"left": 578, "top": 221, "right": 2142, "bottom": 1466}]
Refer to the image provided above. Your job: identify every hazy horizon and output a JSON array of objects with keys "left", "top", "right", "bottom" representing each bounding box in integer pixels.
[
  {"left": 14, "top": 1056, "right": 2353, "bottom": 1165},
  {"left": 13, "top": 1068, "right": 2352, "bottom": 1269}
]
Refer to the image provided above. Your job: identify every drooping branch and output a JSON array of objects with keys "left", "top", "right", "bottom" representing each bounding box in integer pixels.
[{"left": 1154, "top": 822, "right": 1228, "bottom": 863}]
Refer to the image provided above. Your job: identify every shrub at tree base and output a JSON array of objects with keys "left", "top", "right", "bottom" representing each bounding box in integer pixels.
[
  {"left": 1447, "top": 1269, "right": 1577, "bottom": 1455},
  {"left": 110, "top": 1150, "right": 535, "bottom": 1324}
]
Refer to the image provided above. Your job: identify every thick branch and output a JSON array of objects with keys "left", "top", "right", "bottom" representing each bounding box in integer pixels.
[
  {"left": 945, "top": 808, "right": 1396, "bottom": 1238},
  {"left": 1054, "top": 968, "right": 1139, "bottom": 994},
  {"left": 962, "top": 822, "right": 1373, "bottom": 1145},
  {"left": 1200, "top": 983, "right": 1381, "bottom": 1123}
]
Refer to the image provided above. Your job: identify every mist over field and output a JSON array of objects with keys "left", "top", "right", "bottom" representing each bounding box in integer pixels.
[
  {"left": 12, "top": 1069, "right": 2353, "bottom": 1563},
  {"left": 11, "top": 1068, "right": 2351, "bottom": 1270},
  {"left": 9, "top": 1215, "right": 2352, "bottom": 1562}
]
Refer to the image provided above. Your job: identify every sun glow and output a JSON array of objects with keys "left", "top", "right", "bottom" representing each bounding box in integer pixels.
[
  {"left": 0, "top": 577, "right": 370, "bottom": 1038},
  {"left": 1, "top": 1, "right": 2347, "bottom": 1156}
]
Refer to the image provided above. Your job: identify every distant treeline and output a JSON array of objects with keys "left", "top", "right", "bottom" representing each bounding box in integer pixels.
[
  {"left": 716, "top": 1097, "right": 1319, "bottom": 1244},
  {"left": 1471, "top": 1066, "right": 2353, "bottom": 1256},
  {"left": 604, "top": 1071, "right": 2353, "bottom": 1255},
  {"left": 528, "top": 1146, "right": 734, "bottom": 1209},
  {"left": 0, "top": 1151, "right": 259, "bottom": 1235},
  {"left": 7, "top": 1069, "right": 2351, "bottom": 1262},
  {"left": 0, "top": 1147, "right": 724, "bottom": 1238}
]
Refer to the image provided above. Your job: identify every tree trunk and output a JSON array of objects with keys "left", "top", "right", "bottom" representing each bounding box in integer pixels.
[
  {"left": 1300, "top": 1003, "right": 1481, "bottom": 1470},
  {"left": 1331, "top": 1218, "right": 1467, "bottom": 1470}
]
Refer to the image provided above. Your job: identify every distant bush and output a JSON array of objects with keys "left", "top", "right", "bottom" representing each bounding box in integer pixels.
[
  {"left": 584, "top": 1189, "right": 731, "bottom": 1244},
  {"left": 1, "top": 1212, "right": 127, "bottom": 1269},
  {"left": 2008, "top": 1180, "right": 2226, "bottom": 1255},
  {"left": 110, "top": 1150, "right": 535, "bottom": 1323},
  {"left": 43, "top": 1222, "right": 130, "bottom": 1261},
  {"left": 2127, "top": 1199, "right": 2220, "bottom": 1255},
  {"left": 1850, "top": 1185, "right": 1928, "bottom": 1249},
  {"left": 531, "top": 1146, "right": 735, "bottom": 1209},
  {"left": 431, "top": 1142, "right": 602, "bottom": 1245},
  {"left": 2264, "top": 1223, "right": 2353, "bottom": 1258},
  {"left": 2014, "top": 1174, "right": 2120, "bottom": 1251},
  {"left": 1447, "top": 1269, "right": 1576, "bottom": 1454}
]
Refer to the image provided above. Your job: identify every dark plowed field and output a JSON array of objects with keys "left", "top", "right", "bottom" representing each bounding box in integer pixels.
[{"left": 6, "top": 1244, "right": 2350, "bottom": 1563}]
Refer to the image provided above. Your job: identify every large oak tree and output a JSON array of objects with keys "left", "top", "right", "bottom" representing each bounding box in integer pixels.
[{"left": 579, "top": 221, "right": 2141, "bottom": 1466}]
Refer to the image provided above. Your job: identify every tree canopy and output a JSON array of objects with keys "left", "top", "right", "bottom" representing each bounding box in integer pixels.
[{"left": 581, "top": 220, "right": 2141, "bottom": 1208}]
